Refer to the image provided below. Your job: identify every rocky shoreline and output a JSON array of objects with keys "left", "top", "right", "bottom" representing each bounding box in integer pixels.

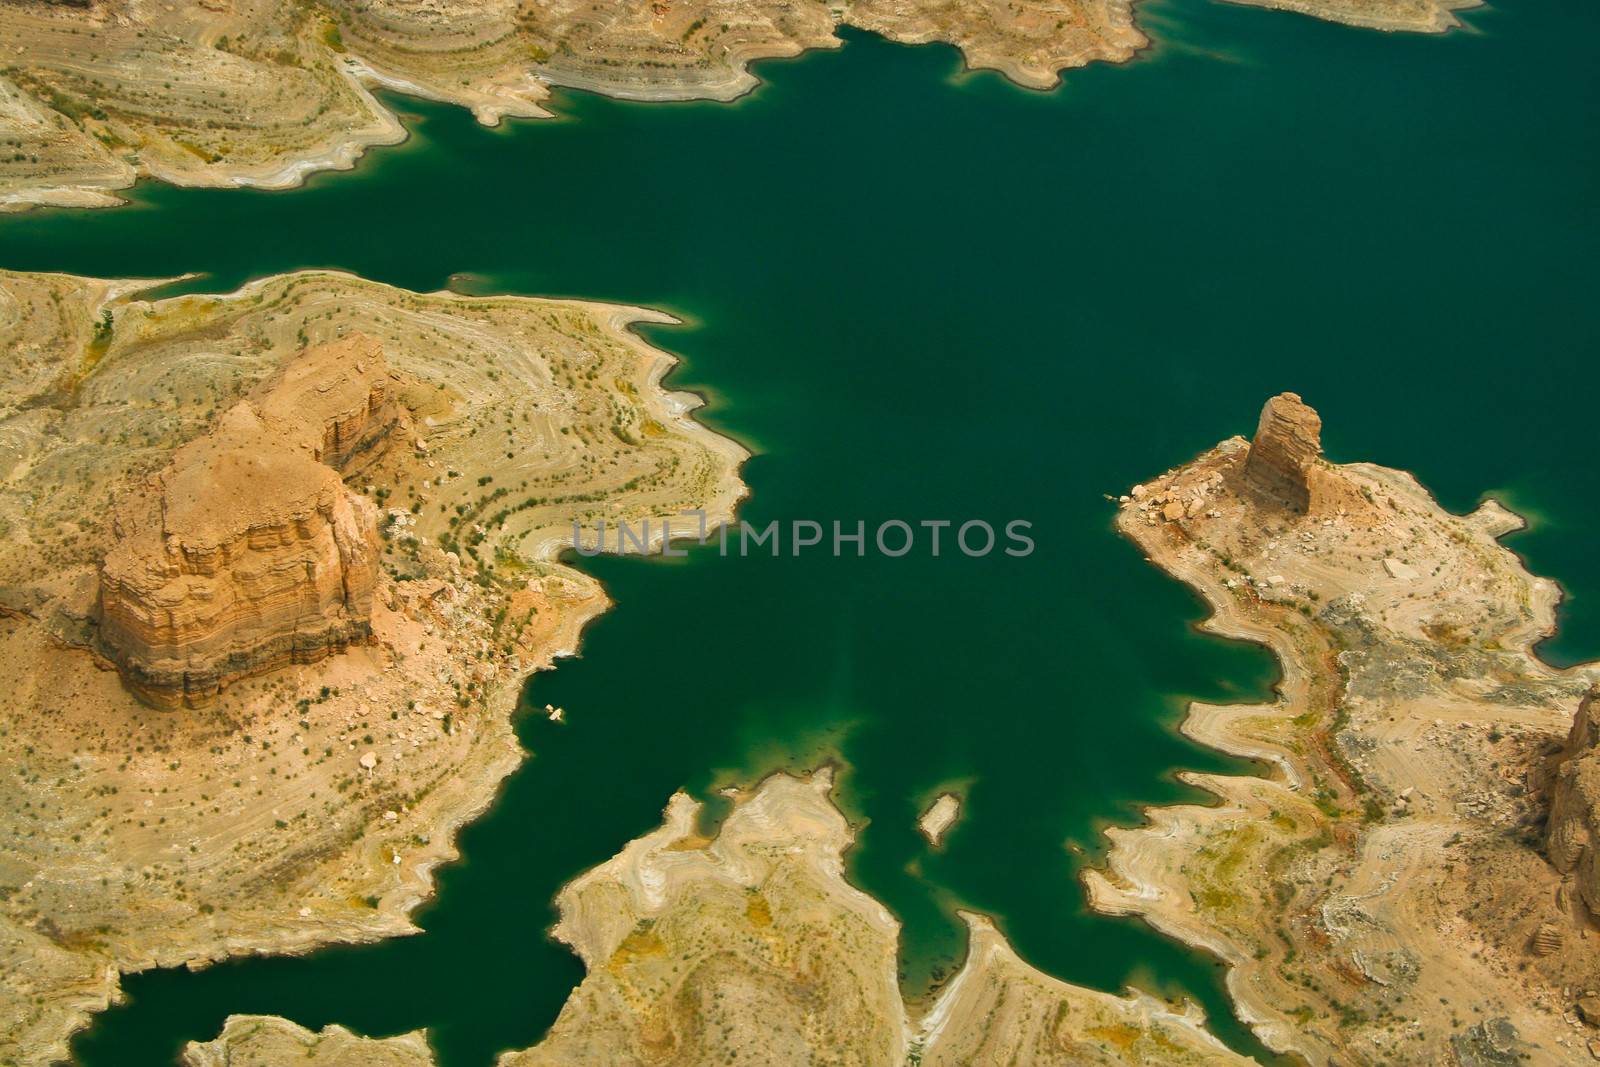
[
  {"left": 1, "top": 0, "right": 1476, "bottom": 213},
  {"left": 183, "top": 770, "right": 1257, "bottom": 1067},
  {"left": 1087, "top": 394, "right": 1600, "bottom": 1064}
]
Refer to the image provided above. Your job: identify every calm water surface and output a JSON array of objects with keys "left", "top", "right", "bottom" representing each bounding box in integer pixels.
[{"left": 1, "top": 0, "right": 1597, "bottom": 1062}]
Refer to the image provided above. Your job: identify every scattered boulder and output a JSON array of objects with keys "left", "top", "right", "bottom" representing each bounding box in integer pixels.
[
  {"left": 1382, "top": 558, "right": 1420, "bottom": 580},
  {"left": 1449, "top": 1018, "right": 1524, "bottom": 1067},
  {"left": 1528, "top": 922, "right": 1563, "bottom": 956}
]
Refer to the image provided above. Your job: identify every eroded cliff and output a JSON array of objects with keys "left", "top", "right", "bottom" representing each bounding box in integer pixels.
[
  {"left": 97, "top": 336, "right": 404, "bottom": 707},
  {"left": 1546, "top": 690, "right": 1600, "bottom": 920},
  {"left": 1242, "top": 390, "right": 1323, "bottom": 512}
]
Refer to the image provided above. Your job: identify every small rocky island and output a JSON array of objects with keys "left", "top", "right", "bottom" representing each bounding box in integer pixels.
[{"left": 918, "top": 791, "right": 963, "bottom": 847}]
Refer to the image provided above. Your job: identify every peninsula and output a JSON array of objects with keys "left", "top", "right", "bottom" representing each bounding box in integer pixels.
[
  {"left": 1089, "top": 394, "right": 1600, "bottom": 1062},
  {"left": 0, "top": 267, "right": 744, "bottom": 1065},
  {"left": 180, "top": 393, "right": 1600, "bottom": 1067}
]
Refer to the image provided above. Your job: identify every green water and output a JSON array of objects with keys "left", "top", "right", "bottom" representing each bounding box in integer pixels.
[{"left": 3, "top": 0, "right": 1598, "bottom": 1062}]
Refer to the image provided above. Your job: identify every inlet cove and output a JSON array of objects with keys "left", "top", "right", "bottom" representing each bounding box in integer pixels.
[{"left": 0, "top": 1, "right": 1597, "bottom": 1065}]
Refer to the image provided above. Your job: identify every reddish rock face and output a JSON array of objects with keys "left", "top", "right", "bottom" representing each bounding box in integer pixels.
[
  {"left": 1548, "top": 690, "right": 1600, "bottom": 919},
  {"left": 1243, "top": 392, "right": 1323, "bottom": 513},
  {"left": 96, "top": 335, "right": 406, "bottom": 708},
  {"left": 254, "top": 334, "right": 404, "bottom": 475}
]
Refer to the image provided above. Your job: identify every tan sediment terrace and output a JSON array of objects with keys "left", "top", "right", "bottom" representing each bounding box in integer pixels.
[
  {"left": 0, "top": 267, "right": 744, "bottom": 1065},
  {"left": 2, "top": 0, "right": 1473, "bottom": 212},
  {"left": 184, "top": 1018, "right": 436, "bottom": 1067},
  {"left": 1087, "top": 394, "right": 1600, "bottom": 1064},
  {"left": 185, "top": 770, "right": 1256, "bottom": 1067}
]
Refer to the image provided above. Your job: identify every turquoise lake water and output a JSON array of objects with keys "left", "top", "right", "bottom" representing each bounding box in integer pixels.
[{"left": 0, "top": 0, "right": 1596, "bottom": 1062}]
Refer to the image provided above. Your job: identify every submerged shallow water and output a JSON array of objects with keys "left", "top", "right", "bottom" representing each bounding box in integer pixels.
[{"left": 2, "top": 0, "right": 1598, "bottom": 1062}]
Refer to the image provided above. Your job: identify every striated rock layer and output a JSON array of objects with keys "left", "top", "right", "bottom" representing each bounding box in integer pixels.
[
  {"left": 254, "top": 334, "right": 407, "bottom": 475},
  {"left": 1242, "top": 390, "right": 1323, "bottom": 512},
  {"left": 1546, "top": 689, "right": 1600, "bottom": 919},
  {"left": 96, "top": 335, "right": 405, "bottom": 708}
]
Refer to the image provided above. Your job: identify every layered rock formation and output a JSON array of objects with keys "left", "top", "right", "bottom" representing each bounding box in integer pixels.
[
  {"left": 254, "top": 335, "right": 406, "bottom": 476},
  {"left": 1242, "top": 390, "right": 1323, "bottom": 512},
  {"left": 96, "top": 335, "right": 404, "bottom": 708},
  {"left": 1547, "top": 689, "right": 1600, "bottom": 919}
]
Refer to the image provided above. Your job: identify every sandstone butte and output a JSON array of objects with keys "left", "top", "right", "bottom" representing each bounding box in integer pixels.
[
  {"left": 97, "top": 335, "right": 403, "bottom": 708},
  {"left": 1, "top": 0, "right": 1480, "bottom": 212},
  {"left": 1094, "top": 393, "right": 1600, "bottom": 1064},
  {"left": 1241, "top": 390, "right": 1325, "bottom": 513},
  {"left": 0, "top": 267, "right": 746, "bottom": 1066}
]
